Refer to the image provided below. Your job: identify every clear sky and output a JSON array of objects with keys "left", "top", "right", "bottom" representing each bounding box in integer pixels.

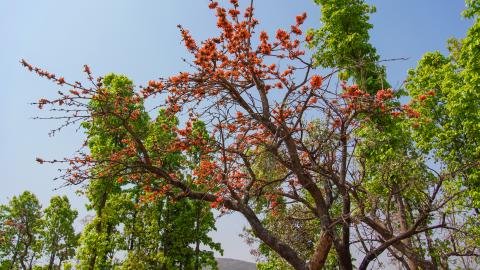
[{"left": 0, "top": 0, "right": 472, "bottom": 263}]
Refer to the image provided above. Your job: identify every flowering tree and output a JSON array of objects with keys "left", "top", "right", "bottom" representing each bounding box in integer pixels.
[{"left": 23, "top": 1, "right": 479, "bottom": 269}]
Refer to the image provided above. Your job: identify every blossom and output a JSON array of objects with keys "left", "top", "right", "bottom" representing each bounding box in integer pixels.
[
  {"left": 295, "top": 12, "right": 307, "bottom": 25},
  {"left": 310, "top": 75, "right": 323, "bottom": 89},
  {"left": 208, "top": 1, "right": 218, "bottom": 9}
]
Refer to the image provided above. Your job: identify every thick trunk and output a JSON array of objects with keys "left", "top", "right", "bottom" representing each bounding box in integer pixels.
[
  {"left": 308, "top": 231, "right": 333, "bottom": 270},
  {"left": 241, "top": 206, "right": 309, "bottom": 270},
  {"left": 334, "top": 240, "right": 353, "bottom": 270}
]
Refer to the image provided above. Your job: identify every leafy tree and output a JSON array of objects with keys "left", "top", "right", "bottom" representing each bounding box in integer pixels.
[
  {"left": 75, "top": 178, "right": 124, "bottom": 270},
  {"left": 74, "top": 74, "right": 221, "bottom": 270},
  {"left": 0, "top": 204, "right": 16, "bottom": 269},
  {"left": 0, "top": 191, "right": 43, "bottom": 270},
  {"left": 42, "top": 196, "right": 78, "bottom": 270},
  {"left": 403, "top": 1, "right": 480, "bottom": 268},
  {"left": 24, "top": 1, "right": 480, "bottom": 270},
  {"left": 308, "top": 0, "right": 389, "bottom": 92},
  {"left": 74, "top": 74, "right": 147, "bottom": 270}
]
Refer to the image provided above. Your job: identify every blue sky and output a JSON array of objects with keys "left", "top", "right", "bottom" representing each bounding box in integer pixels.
[{"left": 0, "top": 0, "right": 472, "bottom": 262}]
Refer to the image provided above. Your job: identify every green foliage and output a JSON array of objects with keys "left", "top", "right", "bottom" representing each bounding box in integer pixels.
[
  {"left": 75, "top": 73, "right": 222, "bottom": 270},
  {"left": 0, "top": 192, "right": 79, "bottom": 270},
  {"left": 405, "top": 11, "right": 480, "bottom": 208},
  {"left": 309, "top": 0, "right": 388, "bottom": 91},
  {"left": 464, "top": 0, "right": 480, "bottom": 18},
  {"left": 43, "top": 196, "right": 78, "bottom": 269},
  {"left": 400, "top": 1, "right": 480, "bottom": 265},
  {"left": 0, "top": 191, "right": 43, "bottom": 270}
]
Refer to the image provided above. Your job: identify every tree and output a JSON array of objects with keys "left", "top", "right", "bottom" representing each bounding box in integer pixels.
[
  {"left": 253, "top": 0, "right": 392, "bottom": 268},
  {"left": 0, "top": 204, "right": 16, "bottom": 269},
  {"left": 403, "top": 1, "right": 480, "bottom": 267},
  {"left": 42, "top": 196, "right": 78, "bottom": 270},
  {"left": 74, "top": 74, "right": 221, "bottom": 270},
  {"left": 24, "top": 1, "right": 480, "bottom": 269},
  {"left": 308, "top": 0, "right": 389, "bottom": 92},
  {"left": 0, "top": 191, "right": 43, "bottom": 270}
]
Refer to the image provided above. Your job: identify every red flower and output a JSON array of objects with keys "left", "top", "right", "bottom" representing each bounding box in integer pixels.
[
  {"left": 276, "top": 29, "right": 290, "bottom": 42},
  {"left": 391, "top": 111, "right": 402, "bottom": 117},
  {"left": 310, "top": 75, "right": 323, "bottom": 89},
  {"left": 208, "top": 1, "right": 218, "bottom": 9},
  {"left": 291, "top": 25, "right": 302, "bottom": 35},
  {"left": 296, "top": 12, "right": 307, "bottom": 25}
]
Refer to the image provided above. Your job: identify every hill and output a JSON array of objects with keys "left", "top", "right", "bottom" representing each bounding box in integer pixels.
[{"left": 208, "top": 258, "right": 257, "bottom": 270}]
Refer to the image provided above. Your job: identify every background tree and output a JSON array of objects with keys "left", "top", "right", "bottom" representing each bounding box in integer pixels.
[
  {"left": 404, "top": 1, "right": 480, "bottom": 267},
  {"left": 308, "top": 0, "right": 389, "bottom": 92},
  {"left": 0, "top": 203, "right": 16, "bottom": 269},
  {"left": 0, "top": 191, "right": 43, "bottom": 270},
  {"left": 75, "top": 74, "right": 221, "bottom": 270},
  {"left": 42, "top": 196, "right": 78, "bottom": 270}
]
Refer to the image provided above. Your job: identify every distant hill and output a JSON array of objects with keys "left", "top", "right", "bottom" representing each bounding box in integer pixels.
[{"left": 204, "top": 258, "right": 257, "bottom": 270}]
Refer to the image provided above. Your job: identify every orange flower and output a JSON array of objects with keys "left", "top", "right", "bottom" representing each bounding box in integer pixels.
[
  {"left": 208, "top": 1, "right": 218, "bottom": 9},
  {"left": 295, "top": 12, "right": 307, "bottom": 25},
  {"left": 291, "top": 25, "right": 302, "bottom": 35},
  {"left": 57, "top": 77, "right": 65, "bottom": 85},
  {"left": 310, "top": 75, "right": 323, "bottom": 89}
]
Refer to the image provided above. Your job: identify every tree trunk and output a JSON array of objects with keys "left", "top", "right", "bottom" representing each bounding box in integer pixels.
[
  {"left": 336, "top": 128, "right": 353, "bottom": 270},
  {"left": 48, "top": 250, "right": 56, "bottom": 270},
  {"left": 334, "top": 240, "right": 353, "bottom": 270},
  {"left": 394, "top": 184, "right": 417, "bottom": 270},
  {"left": 308, "top": 231, "right": 333, "bottom": 270},
  {"left": 241, "top": 205, "right": 309, "bottom": 270}
]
